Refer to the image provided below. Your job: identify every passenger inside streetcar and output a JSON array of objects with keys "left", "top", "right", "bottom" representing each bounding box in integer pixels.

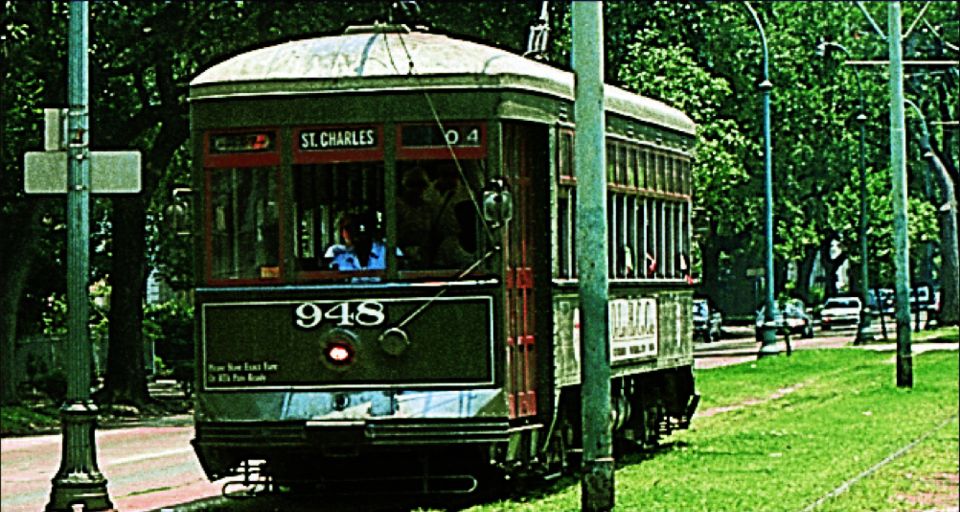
[{"left": 396, "top": 160, "right": 479, "bottom": 270}]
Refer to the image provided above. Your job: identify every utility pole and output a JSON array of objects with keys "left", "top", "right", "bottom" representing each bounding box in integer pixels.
[
  {"left": 573, "top": 2, "right": 614, "bottom": 510},
  {"left": 888, "top": 1, "right": 912, "bottom": 388}
]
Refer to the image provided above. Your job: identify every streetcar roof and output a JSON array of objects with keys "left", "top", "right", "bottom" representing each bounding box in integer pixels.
[{"left": 190, "top": 24, "right": 695, "bottom": 136}]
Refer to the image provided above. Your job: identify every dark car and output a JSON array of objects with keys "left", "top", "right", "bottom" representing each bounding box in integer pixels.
[
  {"left": 693, "top": 299, "right": 723, "bottom": 343},
  {"left": 756, "top": 299, "right": 815, "bottom": 339}
]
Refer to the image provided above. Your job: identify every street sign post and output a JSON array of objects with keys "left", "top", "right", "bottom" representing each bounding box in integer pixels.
[
  {"left": 25, "top": 107, "right": 141, "bottom": 195},
  {"left": 21, "top": 3, "right": 139, "bottom": 511},
  {"left": 25, "top": 150, "right": 141, "bottom": 194}
]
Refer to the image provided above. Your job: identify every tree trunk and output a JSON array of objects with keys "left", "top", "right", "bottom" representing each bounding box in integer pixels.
[
  {"left": 933, "top": 68, "right": 959, "bottom": 326},
  {"left": 796, "top": 245, "right": 818, "bottom": 304},
  {"left": 0, "top": 205, "right": 44, "bottom": 405},
  {"left": 700, "top": 221, "right": 721, "bottom": 299},
  {"left": 99, "top": 196, "right": 151, "bottom": 405},
  {"left": 935, "top": 187, "right": 959, "bottom": 326},
  {"left": 97, "top": 88, "right": 187, "bottom": 404}
]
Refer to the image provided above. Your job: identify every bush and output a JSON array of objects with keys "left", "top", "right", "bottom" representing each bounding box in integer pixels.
[{"left": 144, "top": 298, "right": 195, "bottom": 364}]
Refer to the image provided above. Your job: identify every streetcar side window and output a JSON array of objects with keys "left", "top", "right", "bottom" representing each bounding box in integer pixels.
[
  {"left": 556, "top": 130, "right": 576, "bottom": 279},
  {"left": 557, "top": 135, "right": 692, "bottom": 282},
  {"left": 207, "top": 167, "right": 280, "bottom": 280}
]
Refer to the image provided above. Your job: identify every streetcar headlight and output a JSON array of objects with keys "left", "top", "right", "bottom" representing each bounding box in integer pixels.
[
  {"left": 320, "top": 328, "right": 360, "bottom": 370},
  {"left": 325, "top": 342, "right": 355, "bottom": 366}
]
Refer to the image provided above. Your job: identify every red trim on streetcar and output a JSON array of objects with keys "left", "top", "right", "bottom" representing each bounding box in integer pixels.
[
  {"left": 396, "top": 122, "right": 487, "bottom": 160},
  {"left": 203, "top": 128, "right": 280, "bottom": 168}
]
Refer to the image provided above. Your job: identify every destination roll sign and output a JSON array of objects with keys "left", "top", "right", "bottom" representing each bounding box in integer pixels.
[{"left": 299, "top": 127, "right": 378, "bottom": 151}]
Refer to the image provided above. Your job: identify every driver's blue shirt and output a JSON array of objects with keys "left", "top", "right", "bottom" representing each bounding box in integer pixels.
[
  {"left": 327, "top": 241, "right": 401, "bottom": 282},
  {"left": 328, "top": 241, "right": 388, "bottom": 272}
]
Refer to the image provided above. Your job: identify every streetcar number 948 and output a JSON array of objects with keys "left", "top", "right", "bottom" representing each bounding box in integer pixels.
[{"left": 294, "top": 301, "right": 385, "bottom": 329}]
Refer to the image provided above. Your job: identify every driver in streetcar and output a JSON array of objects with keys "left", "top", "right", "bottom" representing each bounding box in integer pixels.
[{"left": 326, "top": 212, "right": 387, "bottom": 273}]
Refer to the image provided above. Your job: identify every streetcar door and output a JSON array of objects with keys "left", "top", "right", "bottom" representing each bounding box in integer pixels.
[{"left": 502, "top": 123, "right": 545, "bottom": 419}]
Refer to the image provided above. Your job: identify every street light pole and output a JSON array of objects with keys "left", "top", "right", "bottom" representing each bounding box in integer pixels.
[
  {"left": 744, "top": 1, "right": 779, "bottom": 357},
  {"left": 46, "top": 2, "right": 113, "bottom": 510},
  {"left": 817, "top": 41, "right": 873, "bottom": 345}
]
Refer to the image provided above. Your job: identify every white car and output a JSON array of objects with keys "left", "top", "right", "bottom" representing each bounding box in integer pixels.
[{"left": 819, "top": 297, "right": 862, "bottom": 330}]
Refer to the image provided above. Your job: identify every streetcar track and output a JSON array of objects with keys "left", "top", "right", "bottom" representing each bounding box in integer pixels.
[{"left": 799, "top": 413, "right": 960, "bottom": 512}]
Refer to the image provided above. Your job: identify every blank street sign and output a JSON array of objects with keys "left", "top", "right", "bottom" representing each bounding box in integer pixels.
[{"left": 24, "top": 151, "right": 141, "bottom": 194}]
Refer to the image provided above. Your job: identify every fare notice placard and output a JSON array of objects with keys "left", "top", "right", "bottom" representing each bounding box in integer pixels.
[{"left": 293, "top": 125, "right": 384, "bottom": 163}]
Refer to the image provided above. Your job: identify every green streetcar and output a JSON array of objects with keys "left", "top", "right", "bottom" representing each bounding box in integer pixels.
[{"left": 188, "top": 22, "right": 699, "bottom": 494}]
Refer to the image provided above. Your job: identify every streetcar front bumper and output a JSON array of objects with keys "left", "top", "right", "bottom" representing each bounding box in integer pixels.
[{"left": 192, "top": 418, "right": 511, "bottom": 480}]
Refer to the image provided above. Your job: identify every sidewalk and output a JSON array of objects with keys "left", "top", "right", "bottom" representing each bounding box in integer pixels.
[{"left": 695, "top": 328, "right": 958, "bottom": 370}]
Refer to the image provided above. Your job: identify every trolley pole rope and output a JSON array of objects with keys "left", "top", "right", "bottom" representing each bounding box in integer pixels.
[{"left": 799, "top": 413, "right": 959, "bottom": 512}]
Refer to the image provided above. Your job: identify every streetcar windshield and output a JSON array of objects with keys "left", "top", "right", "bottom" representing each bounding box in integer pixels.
[
  {"left": 208, "top": 166, "right": 280, "bottom": 281},
  {"left": 202, "top": 124, "right": 491, "bottom": 284},
  {"left": 290, "top": 158, "right": 486, "bottom": 280},
  {"left": 396, "top": 159, "right": 483, "bottom": 271},
  {"left": 293, "top": 162, "right": 385, "bottom": 276}
]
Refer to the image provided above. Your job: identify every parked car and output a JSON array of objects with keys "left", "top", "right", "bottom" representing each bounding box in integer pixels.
[
  {"left": 910, "top": 285, "right": 935, "bottom": 312},
  {"left": 755, "top": 299, "right": 814, "bottom": 339},
  {"left": 693, "top": 299, "right": 723, "bottom": 343},
  {"left": 819, "top": 297, "right": 862, "bottom": 330}
]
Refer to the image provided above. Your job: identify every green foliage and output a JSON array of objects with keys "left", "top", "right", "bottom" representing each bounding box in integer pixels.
[
  {"left": 0, "top": 404, "right": 61, "bottom": 436},
  {"left": 144, "top": 297, "right": 194, "bottom": 364},
  {"left": 617, "top": 8, "right": 755, "bottom": 247}
]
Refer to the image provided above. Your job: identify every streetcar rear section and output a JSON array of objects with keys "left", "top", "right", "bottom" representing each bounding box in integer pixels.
[{"left": 188, "top": 23, "right": 698, "bottom": 493}]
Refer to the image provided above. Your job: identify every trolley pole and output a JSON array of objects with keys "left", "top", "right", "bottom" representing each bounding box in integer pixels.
[
  {"left": 572, "top": 2, "right": 614, "bottom": 511},
  {"left": 887, "top": 1, "right": 912, "bottom": 387},
  {"left": 46, "top": 2, "right": 113, "bottom": 510}
]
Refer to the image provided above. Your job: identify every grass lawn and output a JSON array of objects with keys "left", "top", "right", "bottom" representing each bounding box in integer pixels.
[{"left": 465, "top": 342, "right": 958, "bottom": 511}]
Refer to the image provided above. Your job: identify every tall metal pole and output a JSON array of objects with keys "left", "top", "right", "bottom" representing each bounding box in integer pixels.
[
  {"left": 573, "top": 2, "right": 613, "bottom": 510},
  {"left": 744, "top": 2, "right": 779, "bottom": 357},
  {"left": 856, "top": 104, "right": 872, "bottom": 342},
  {"left": 856, "top": 106, "right": 871, "bottom": 342},
  {"left": 820, "top": 41, "right": 873, "bottom": 344},
  {"left": 888, "top": 1, "right": 912, "bottom": 388},
  {"left": 46, "top": 2, "right": 113, "bottom": 510}
]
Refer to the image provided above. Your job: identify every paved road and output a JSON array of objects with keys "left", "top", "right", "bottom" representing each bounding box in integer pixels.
[{"left": 0, "top": 423, "right": 229, "bottom": 512}]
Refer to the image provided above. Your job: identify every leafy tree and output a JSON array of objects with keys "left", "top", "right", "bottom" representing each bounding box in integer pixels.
[
  {"left": 1, "top": 2, "right": 68, "bottom": 405},
  {"left": 3, "top": 1, "right": 955, "bottom": 410}
]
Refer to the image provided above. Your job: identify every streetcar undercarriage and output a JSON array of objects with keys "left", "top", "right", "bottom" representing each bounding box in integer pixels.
[{"left": 193, "top": 367, "right": 697, "bottom": 496}]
